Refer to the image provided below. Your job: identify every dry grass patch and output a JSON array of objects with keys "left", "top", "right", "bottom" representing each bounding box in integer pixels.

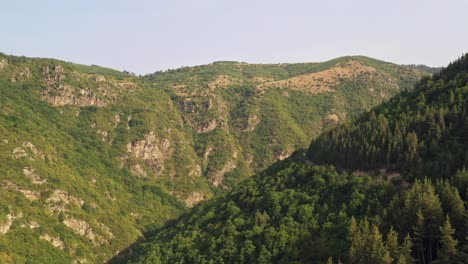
[{"left": 258, "top": 60, "right": 377, "bottom": 95}]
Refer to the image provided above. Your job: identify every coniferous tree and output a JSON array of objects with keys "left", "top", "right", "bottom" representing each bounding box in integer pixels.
[{"left": 434, "top": 216, "right": 458, "bottom": 264}]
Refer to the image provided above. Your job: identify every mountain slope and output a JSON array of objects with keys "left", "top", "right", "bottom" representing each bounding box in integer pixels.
[
  {"left": 308, "top": 54, "right": 468, "bottom": 181},
  {"left": 145, "top": 56, "right": 427, "bottom": 187},
  {"left": 129, "top": 54, "right": 467, "bottom": 264},
  {"left": 0, "top": 53, "right": 427, "bottom": 262}
]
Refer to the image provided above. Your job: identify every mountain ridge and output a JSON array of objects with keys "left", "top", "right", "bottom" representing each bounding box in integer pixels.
[{"left": 0, "top": 52, "right": 431, "bottom": 262}]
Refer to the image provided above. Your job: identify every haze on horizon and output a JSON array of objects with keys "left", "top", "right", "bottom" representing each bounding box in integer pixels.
[{"left": 2, "top": 0, "right": 467, "bottom": 74}]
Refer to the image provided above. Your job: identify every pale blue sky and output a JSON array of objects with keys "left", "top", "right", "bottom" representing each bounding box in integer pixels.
[{"left": 2, "top": 0, "right": 467, "bottom": 74}]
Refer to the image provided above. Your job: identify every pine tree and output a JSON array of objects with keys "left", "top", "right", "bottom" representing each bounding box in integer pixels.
[
  {"left": 399, "top": 234, "right": 415, "bottom": 264},
  {"left": 370, "top": 225, "right": 392, "bottom": 264},
  {"left": 413, "top": 209, "right": 426, "bottom": 264},
  {"left": 386, "top": 227, "right": 399, "bottom": 262},
  {"left": 434, "top": 216, "right": 458, "bottom": 263}
]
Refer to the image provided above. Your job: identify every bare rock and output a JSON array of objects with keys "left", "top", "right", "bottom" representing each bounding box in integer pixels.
[
  {"left": 40, "top": 234, "right": 65, "bottom": 250},
  {"left": 12, "top": 142, "right": 45, "bottom": 161},
  {"left": 0, "top": 213, "right": 23, "bottom": 235},
  {"left": 23, "top": 167, "right": 47, "bottom": 184},
  {"left": 46, "top": 190, "right": 84, "bottom": 213},
  {"left": 210, "top": 161, "right": 236, "bottom": 187},
  {"left": 185, "top": 192, "right": 205, "bottom": 207},
  {"left": 2, "top": 181, "right": 40, "bottom": 201},
  {"left": 113, "top": 114, "right": 121, "bottom": 128},
  {"left": 10, "top": 67, "right": 31, "bottom": 82},
  {"left": 126, "top": 132, "right": 172, "bottom": 176},
  {"left": 42, "top": 84, "right": 106, "bottom": 107},
  {"left": 245, "top": 114, "right": 260, "bottom": 131},
  {"left": 63, "top": 218, "right": 107, "bottom": 246}
]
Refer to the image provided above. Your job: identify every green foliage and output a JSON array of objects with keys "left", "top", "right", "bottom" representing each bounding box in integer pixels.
[
  {"left": 130, "top": 54, "right": 467, "bottom": 264},
  {"left": 308, "top": 54, "right": 468, "bottom": 182}
]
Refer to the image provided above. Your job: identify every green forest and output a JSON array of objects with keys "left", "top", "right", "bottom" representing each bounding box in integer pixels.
[{"left": 128, "top": 55, "right": 468, "bottom": 263}]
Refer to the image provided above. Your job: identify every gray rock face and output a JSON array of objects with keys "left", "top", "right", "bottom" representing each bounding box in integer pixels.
[{"left": 126, "top": 131, "right": 173, "bottom": 176}]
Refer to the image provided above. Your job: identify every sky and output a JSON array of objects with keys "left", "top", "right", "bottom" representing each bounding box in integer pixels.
[{"left": 1, "top": 0, "right": 467, "bottom": 74}]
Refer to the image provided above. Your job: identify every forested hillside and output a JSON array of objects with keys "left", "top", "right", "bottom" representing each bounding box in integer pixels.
[
  {"left": 129, "top": 55, "right": 467, "bottom": 264},
  {"left": 0, "top": 52, "right": 427, "bottom": 262},
  {"left": 308, "top": 54, "right": 468, "bottom": 182}
]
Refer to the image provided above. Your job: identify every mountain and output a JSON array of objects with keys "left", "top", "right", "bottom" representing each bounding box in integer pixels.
[
  {"left": 0, "top": 52, "right": 428, "bottom": 263},
  {"left": 144, "top": 56, "right": 427, "bottom": 187},
  {"left": 128, "top": 54, "right": 467, "bottom": 263}
]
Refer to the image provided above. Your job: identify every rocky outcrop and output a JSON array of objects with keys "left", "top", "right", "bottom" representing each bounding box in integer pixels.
[
  {"left": 126, "top": 132, "right": 173, "bottom": 176},
  {"left": 210, "top": 161, "right": 236, "bottom": 187},
  {"left": 23, "top": 167, "right": 47, "bottom": 184},
  {"left": 41, "top": 65, "right": 107, "bottom": 107},
  {"left": 46, "top": 190, "right": 84, "bottom": 213},
  {"left": 0, "top": 213, "right": 23, "bottom": 235},
  {"left": 244, "top": 114, "right": 260, "bottom": 132},
  {"left": 40, "top": 234, "right": 65, "bottom": 250},
  {"left": 185, "top": 192, "right": 205, "bottom": 207},
  {"left": 42, "top": 84, "right": 106, "bottom": 107},
  {"left": 276, "top": 150, "right": 292, "bottom": 161},
  {"left": 113, "top": 114, "right": 121, "bottom": 128},
  {"left": 2, "top": 181, "right": 40, "bottom": 201},
  {"left": 10, "top": 67, "right": 31, "bottom": 82},
  {"left": 63, "top": 218, "right": 100, "bottom": 245},
  {"left": 12, "top": 142, "right": 45, "bottom": 161},
  {"left": 62, "top": 218, "right": 112, "bottom": 246}
]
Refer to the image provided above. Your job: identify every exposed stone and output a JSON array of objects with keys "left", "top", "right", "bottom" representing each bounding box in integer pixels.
[
  {"left": 97, "top": 222, "right": 114, "bottom": 239},
  {"left": 10, "top": 67, "right": 31, "bottom": 82},
  {"left": 210, "top": 161, "right": 236, "bottom": 187},
  {"left": 2, "top": 181, "right": 40, "bottom": 201},
  {"left": 245, "top": 114, "right": 260, "bottom": 132},
  {"left": 126, "top": 132, "right": 172, "bottom": 176},
  {"left": 130, "top": 164, "right": 147, "bottom": 177},
  {"left": 126, "top": 115, "right": 132, "bottom": 130},
  {"left": 203, "top": 146, "right": 213, "bottom": 162},
  {"left": 0, "top": 213, "right": 23, "bottom": 235},
  {"left": 23, "top": 167, "right": 47, "bottom": 184},
  {"left": 96, "top": 129, "right": 108, "bottom": 142},
  {"left": 28, "top": 221, "right": 40, "bottom": 229},
  {"left": 185, "top": 192, "right": 205, "bottom": 207},
  {"left": 113, "top": 114, "right": 121, "bottom": 128},
  {"left": 63, "top": 218, "right": 106, "bottom": 246},
  {"left": 189, "top": 164, "right": 202, "bottom": 177},
  {"left": 12, "top": 142, "right": 45, "bottom": 161},
  {"left": 46, "top": 190, "right": 84, "bottom": 213},
  {"left": 42, "top": 84, "right": 106, "bottom": 107},
  {"left": 42, "top": 65, "right": 66, "bottom": 84},
  {"left": 276, "top": 150, "right": 292, "bottom": 161},
  {"left": 40, "top": 234, "right": 65, "bottom": 250}
]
